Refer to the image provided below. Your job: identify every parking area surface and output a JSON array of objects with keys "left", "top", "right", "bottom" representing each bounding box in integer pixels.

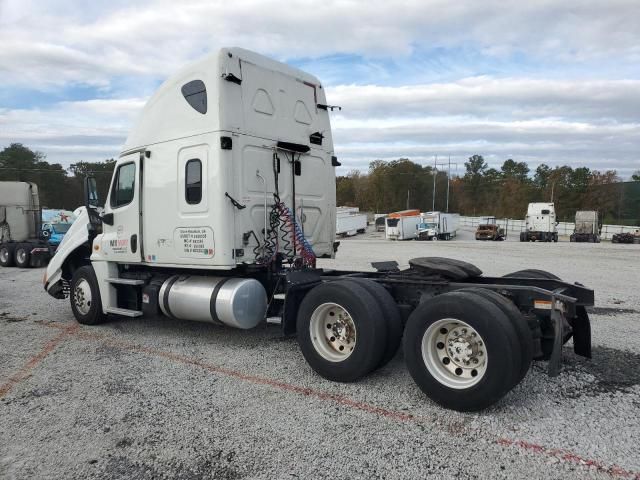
[{"left": 1, "top": 231, "right": 639, "bottom": 479}]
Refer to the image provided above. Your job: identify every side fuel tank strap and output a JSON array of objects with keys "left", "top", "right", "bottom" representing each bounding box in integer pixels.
[
  {"left": 210, "top": 277, "right": 232, "bottom": 325},
  {"left": 162, "top": 276, "right": 180, "bottom": 319}
]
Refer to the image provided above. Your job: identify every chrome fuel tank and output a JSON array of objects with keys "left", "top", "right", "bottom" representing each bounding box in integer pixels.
[{"left": 159, "top": 275, "right": 267, "bottom": 329}]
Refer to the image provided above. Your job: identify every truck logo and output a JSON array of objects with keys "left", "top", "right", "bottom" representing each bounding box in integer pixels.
[{"left": 109, "top": 238, "right": 129, "bottom": 253}]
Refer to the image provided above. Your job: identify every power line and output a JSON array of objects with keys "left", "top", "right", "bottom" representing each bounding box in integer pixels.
[{"left": 0, "top": 167, "right": 113, "bottom": 175}]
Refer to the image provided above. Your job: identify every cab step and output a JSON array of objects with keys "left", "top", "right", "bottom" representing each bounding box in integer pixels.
[{"left": 105, "top": 307, "right": 143, "bottom": 317}]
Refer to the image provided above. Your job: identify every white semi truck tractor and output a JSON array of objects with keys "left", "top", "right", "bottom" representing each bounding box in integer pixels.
[
  {"left": 520, "top": 202, "right": 559, "bottom": 242},
  {"left": 43, "top": 48, "right": 595, "bottom": 412},
  {"left": 0, "top": 181, "right": 52, "bottom": 267},
  {"left": 570, "top": 211, "right": 600, "bottom": 243}
]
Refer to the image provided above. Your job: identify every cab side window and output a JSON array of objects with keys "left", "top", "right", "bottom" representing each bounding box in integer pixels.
[
  {"left": 181, "top": 80, "right": 207, "bottom": 114},
  {"left": 185, "top": 159, "right": 202, "bottom": 204},
  {"left": 110, "top": 163, "right": 136, "bottom": 208}
]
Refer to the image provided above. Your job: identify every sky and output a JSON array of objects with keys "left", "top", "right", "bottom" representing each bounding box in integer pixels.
[{"left": 0, "top": 0, "right": 639, "bottom": 178}]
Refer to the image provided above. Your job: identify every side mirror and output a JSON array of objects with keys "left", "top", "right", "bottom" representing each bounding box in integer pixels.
[
  {"left": 101, "top": 212, "right": 114, "bottom": 226},
  {"left": 84, "top": 176, "right": 100, "bottom": 209}
]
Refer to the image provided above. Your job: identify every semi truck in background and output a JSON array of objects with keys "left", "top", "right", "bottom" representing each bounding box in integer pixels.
[
  {"left": 385, "top": 210, "right": 421, "bottom": 240},
  {"left": 417, "top": 211, "right": 459, "bottom": 241},
  {"left": 570, "top": 211, "right": 600, "bottom": 243},
  {"left": 42, "top": 48, "right": 595, "bottom": 412},
  {"left": 374, "top": 214, "right": 387, "bottom": 232},
  {"left": 0, "top": 181, "right": 52, "bottom": 267},
  {"left": 520, "top": 203, "right": 558, "bottom": 242}
]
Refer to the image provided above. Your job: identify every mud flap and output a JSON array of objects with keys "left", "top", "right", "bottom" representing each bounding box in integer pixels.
[
  {"left": 548, "top": 309, "right": 565, "bottom": 377},
  {"left": 572, "top": 306, "right": 592, "bottom": 359}
]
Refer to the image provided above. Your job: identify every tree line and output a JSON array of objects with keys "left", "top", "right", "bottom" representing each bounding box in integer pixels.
[
  {"left": 2, "top": 144, "right": 638, "bottom": 225},
  {"left": 338, "top": 155, "right": 640, "bottom": 225},
  {"left": 0, "top": 143, "right": 116, "bottom": 209}
]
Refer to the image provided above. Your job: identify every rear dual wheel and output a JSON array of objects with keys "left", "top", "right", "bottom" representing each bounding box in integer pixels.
[
  {"left": 296, "top": 279, "right": 402, "bottom": 382},
  {"left": 403, "top": 290, "right": 525, "bottom": 411},
  {"left": 503, "top": 269, "right": 563, "bottom": 360},
  {"left": 0, "top": 245, "right": 15, "bottom": 267},
  {"left": 15, "top": 244, "right": 31, "bottom": 268},
  {"left": 457, "top": 288, "right": 533, "bottom": 386}
]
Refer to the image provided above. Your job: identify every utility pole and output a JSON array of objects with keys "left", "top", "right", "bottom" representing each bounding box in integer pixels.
[
  {"left": 431, "top": 156, "right": 457, "bottom": 213},
  {"left": 432, "top": 155, "right": 437, "bottom": 211},
  {"left": 406, "top": 189, "right": 410, "bottom": 210},
  {"left": 446, "top": 156, "right": 451, "bottom": 212}
]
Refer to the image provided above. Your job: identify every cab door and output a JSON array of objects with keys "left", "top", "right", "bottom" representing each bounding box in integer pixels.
[{"left": 101, "top": 153, "right": 142, "bottom": 262}]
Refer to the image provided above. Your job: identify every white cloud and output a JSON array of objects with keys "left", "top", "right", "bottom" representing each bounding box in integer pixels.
[
  {"left": 0, "top": 98, "right": 144, "bottom": 165},
  {"left": 1, "top": 0, "right": 639, "bottom": 177},
  {"left": 1, "top": 0, "right": 640, "bottom": 88},
  {"left": 326, "top": 78, "right": 640, "bottom": 122}
]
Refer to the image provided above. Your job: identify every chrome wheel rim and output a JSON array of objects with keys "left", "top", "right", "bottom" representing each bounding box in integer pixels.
[
  {"left": 421, "top": 319, "right": 487, "bottom": 389},
  {"left": 73, "top": 279, "right": 92, "bottom": 315},
  {"left": 309, "top": 302, "right": 357, "bottom": 362},
  {"left": 0, "top": 249, "right": 8, "bottom": 263}
]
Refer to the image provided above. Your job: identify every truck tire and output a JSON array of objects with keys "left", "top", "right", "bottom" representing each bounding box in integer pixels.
[
  {"left": 296, "top": 280, "right": 387, "bottom": 382},
  {"left": 342, "top": 278, "right": 403, "bottom": 369},
  {"left": 70, "top": 265, "right": 106, "bottom": 325},
  {"left": 456, "top": 288, "right": 533, "bottom": 387},
  {"left": 403, "top": 291, "right": 520, "bottom": 411},
  {"left": 14, "top": 244, "right": 31, "bottom": 268},
  {"left": 0, "top": 244, "right": 15, "bottom": 267},
  {"left": 502, "top": 269, "right": 562, "bottom": 360},
  {"left": 553, "top": 233, "right": 558, "bottom": 243},
  {"left": 503, "top": 269, "right": 560, "bottom": 280},
  {"left": 519, "top": 232, "right": 526, "bottom": 242}
]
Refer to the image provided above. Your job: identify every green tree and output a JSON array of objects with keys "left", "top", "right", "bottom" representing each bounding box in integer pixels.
[
  {"left": 0, "top": 143, "right": 68, "bottom": 207},
  {"left": 501, "top": 159, "right": 529, "bottom": 182},
  {"left": 69, "top": 159, "right": 117, "bottom": 205}
]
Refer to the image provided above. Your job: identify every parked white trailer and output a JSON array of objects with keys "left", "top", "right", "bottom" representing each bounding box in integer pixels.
[
  {"left": 336, "top": 211, "right": 367, "bottom": 236},
  {"left": 43, "top": 47, "right": 596, "bottom": 412},
  {"left": 521, "top": 203, "right": 558, "bottom": 242},
  {"left": 0, "top": 181, "right": 51, "bottom": 267},
  {"left": 417, "top": 212, "right": 459, "bottom": 241},
  {"left": 385, "top": 215, "right": 421, "bottom": 240}
]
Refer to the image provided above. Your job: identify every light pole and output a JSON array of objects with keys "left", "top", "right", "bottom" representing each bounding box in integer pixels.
[{"left": 432, "top": 156, "right": 457, "bottom": 212}]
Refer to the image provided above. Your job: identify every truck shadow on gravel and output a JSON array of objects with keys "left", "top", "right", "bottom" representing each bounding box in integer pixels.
[{"left": 559, "top": 346, "right": 640, "bottom": 398}]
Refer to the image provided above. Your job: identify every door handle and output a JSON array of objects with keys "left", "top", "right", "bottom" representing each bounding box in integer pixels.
[{"left": 131, "top": 234, "right": 137, "bottom": 253}]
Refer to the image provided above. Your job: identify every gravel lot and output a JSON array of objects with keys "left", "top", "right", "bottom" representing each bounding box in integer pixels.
[{"left": 1, "top": 228, "right": 639, "bottom": 479}]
